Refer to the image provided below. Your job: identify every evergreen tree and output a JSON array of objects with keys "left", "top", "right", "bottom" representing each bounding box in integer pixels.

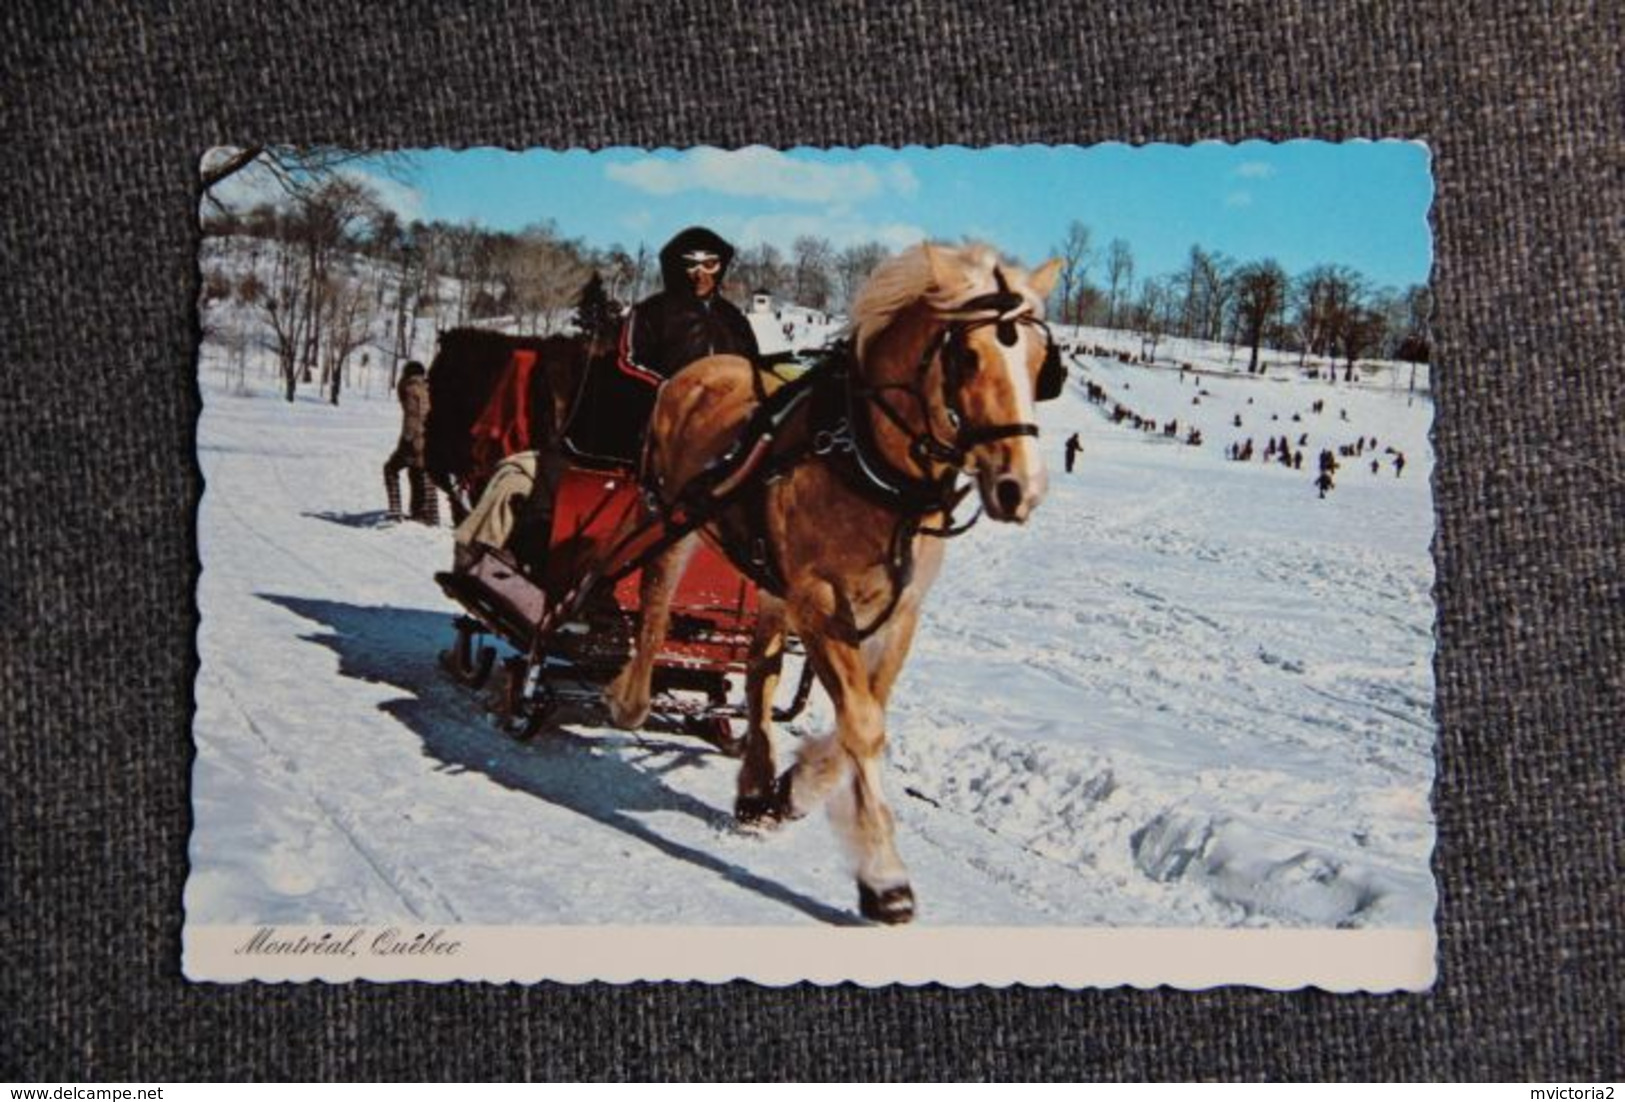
[{"left": 572, "top": 271, "right": 622, "bottom": 343}]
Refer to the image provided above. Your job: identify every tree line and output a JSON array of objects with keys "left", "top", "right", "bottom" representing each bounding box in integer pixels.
[
  {"left": 1046, "top": 221, "right": 1432, "bottom": 374},
  {"left": 204, "top": 179, "right": 629, "bottom": 403},
  {"left": 199, "top": 149, "right": 1431, "bottom": 407},
  {"left": 201, "top": 175, "right": 901, "bottom": 404}
]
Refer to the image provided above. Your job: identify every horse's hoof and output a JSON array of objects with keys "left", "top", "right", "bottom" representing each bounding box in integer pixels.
[
  {"left": 602, "top": 687, "right": 649, "bottom": 731},
  {"left": 734, "top": 770, "right": 798, "bottom": 827},
  {"left": 734, "top": 793, "right": 783, "bottom": 827},
  {"left": 858, "top": 882, "right": 916, "bottom": 925}
]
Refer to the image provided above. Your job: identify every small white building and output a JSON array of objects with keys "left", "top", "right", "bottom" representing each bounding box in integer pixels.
[{"left": 749, "top": 288, "right": 774, "bottom": 315}]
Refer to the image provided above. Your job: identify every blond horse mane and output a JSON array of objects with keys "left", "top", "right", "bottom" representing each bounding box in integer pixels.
[{"left": 846, "top": 242, "right": 1051, "bottom": 359}]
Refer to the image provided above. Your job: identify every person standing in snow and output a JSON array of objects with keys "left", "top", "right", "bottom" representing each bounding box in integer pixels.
[
  {"left": 383, "top": 361, "right": 437, "bottom": 525},
  {"left": 1064, "top": 432, "right": 1082, "bottom": 473},
  {"left": 1315, "top": 470, "right": 1335, "bottom": 499}
]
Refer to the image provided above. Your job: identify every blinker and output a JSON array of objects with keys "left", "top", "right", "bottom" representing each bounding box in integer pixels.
[{"left": 1035, "top": 340, "right": 1065, "bottom": 402}]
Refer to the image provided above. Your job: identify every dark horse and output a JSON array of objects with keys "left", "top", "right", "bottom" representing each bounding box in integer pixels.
[{"left": 424, "top": 328, "right": 598, "bottom": 517}]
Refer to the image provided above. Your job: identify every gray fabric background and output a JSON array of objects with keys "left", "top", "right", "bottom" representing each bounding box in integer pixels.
[{"left": 2, "top": 0, "right": 1621, "bottom": 1082}]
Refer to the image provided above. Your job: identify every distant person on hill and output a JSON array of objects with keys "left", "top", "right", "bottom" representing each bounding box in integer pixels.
[
  {"left": 1315, "top": 471, "right": 1335, "bottom": 499},
  {"left": 1395, "top": 452, "right": 1407, "bottom": 477},
  {"left": 1064, "top": 432, "right": 1083, "bottom": 474},
  {"left": 383, "top": 360, "right": 437, "bottom": 525}
]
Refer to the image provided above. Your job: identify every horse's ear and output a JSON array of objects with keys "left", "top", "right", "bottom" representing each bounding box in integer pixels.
[{"left": 1028, "top": 258, "right": 1063, "bottom": 299}]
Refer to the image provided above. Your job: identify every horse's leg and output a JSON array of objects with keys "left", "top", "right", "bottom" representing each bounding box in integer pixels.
[
  {"left": 790, "top": 629, "right": 914, "bottom": 923},
  {"left": 866, "top": 600, "right": 923, "bottom": 710},
  {"left": 604, "top": 533, "right": 697, "bottom": 730},
  {"left": 734, "top": 593, "right": 788, "bottom": 823}
]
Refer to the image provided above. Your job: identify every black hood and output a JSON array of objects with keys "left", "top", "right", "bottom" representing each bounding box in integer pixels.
[{"left": 658, "top": 226, "right": 736, "bottom": 294}]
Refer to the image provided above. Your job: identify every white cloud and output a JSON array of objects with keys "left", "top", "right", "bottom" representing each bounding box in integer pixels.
[
  {"left": 1224, "top": 190, "right": 1254, "bottom": 208},
  {"left": 342, "top": 169, "right": 424, "bottom": 223},
  {"left": 883, "top": 162, "right": 921, "bottom": 198},
  {"left": 1234, "top": 161, "right": 1276, "bottom": 179},
  {"left": 606, "top": 147, "right": 919, "bottom": 205},
  {"left": 706, "top": 210, "right": 928, "bottom": 255}
]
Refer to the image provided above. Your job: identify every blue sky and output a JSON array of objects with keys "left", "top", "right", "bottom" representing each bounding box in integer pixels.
[{"left": 227, "top": 142, "right": 1434, "bottom": 289}]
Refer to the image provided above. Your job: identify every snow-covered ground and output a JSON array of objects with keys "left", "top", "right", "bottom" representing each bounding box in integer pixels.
[
  {"left": 187, "top": 315, "right": 1436, "bottom": 930},
  {"left": 747, "top": 300, "right": 842, "bottom": 357}
]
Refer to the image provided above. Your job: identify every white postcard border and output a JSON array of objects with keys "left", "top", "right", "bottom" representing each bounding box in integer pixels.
[{"left": 186, "top": 924, "right": 1435, "bottom": 991}]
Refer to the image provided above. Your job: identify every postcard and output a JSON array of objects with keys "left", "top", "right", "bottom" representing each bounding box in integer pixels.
[{"left": 186, "top": 142, "right": 1436, "bottom": 988}]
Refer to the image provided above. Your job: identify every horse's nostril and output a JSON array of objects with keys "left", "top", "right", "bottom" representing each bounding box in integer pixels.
[{"left": 995, "top": 478, "right": 1024, "bottom": 517}]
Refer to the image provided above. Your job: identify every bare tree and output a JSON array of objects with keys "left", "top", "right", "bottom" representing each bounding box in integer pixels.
[
  {"left": 1336, "top": 305, "right": 1388, "bottom": 379},
  {"left": 245, "top": 178, "right": 379, "bottom": 402},
  {"left": 1293, "top": 264, "right": 1362, "bottom": 372},
  {"left": 1174, "top": 246, "right": 1233, "bottom": 341},
  {"left": 319, "top": 266, "right": 372, "bottom": 405},
  {"left": 382, "top": 224, "right": 424, "bottom": 383},
  {"left": 200, "top": 145, "right": 411, "bottom": 213},
  {"left": 505, "top": 223, "right": 592, "bottom": 333},
  {"left": 834, "top": 241, "right": 890, "bottom": 312},
  {"left": 602, "top": 245, "right": 637, "bottom": 303},
  {"left": 1053, "top": 221, "right": 1094, "bottom": 325},
  {"left": 733, "top": 242, "right": 788, "bottom": 301},
  {"left": 1104, "top": 238, "right": 1134, "bottom": 329},
  {"left": 294, "top": 178, "right": 380, "bottom": 381},
  {"left": 628, "top": 241, "right": 654, "bottom": 301},
  {"left": 1232, "top": 260, "right": 1288, "bottom": 374},
  {"left": 1133, "top": 276, "right": 1177, "bottom": 361},
  {"left": 1198, "top": 252, "right": 1235, "bottom": 341},
  {"left": 259, "top": 233, "right": 309, "bottom": 402},
  {"left": 791, "top": 235, "right": 836, "bottom": 310}
]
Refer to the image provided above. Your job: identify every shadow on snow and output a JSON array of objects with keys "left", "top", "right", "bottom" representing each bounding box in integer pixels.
[
  {"left": 258, "top": 593, "right": 859, "bottom": 926},
  {"left": 302, "top": 509, "right": 399, "bottom": 530}
]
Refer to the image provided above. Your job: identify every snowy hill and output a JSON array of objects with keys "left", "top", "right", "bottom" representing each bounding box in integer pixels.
[
  {"left": 746, "top": 299, "right": 844, "bottom": 358},
  {"left": 187, "top": 300, "right": 1436, "bottom": 930}
]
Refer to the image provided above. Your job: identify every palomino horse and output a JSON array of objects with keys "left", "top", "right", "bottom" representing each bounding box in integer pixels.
[{"left": 605, "top": 243, "right": 1062, "bottom": 923}]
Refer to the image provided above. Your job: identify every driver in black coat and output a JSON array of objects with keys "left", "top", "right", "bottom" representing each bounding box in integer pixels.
[{"left": 616, "top": 225, "right": 760, "bottom": 386}]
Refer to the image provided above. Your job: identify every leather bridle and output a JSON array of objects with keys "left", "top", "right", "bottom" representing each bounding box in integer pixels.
[{"left": 858, "top": 266, "right": 1066, "bottom": 477}]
